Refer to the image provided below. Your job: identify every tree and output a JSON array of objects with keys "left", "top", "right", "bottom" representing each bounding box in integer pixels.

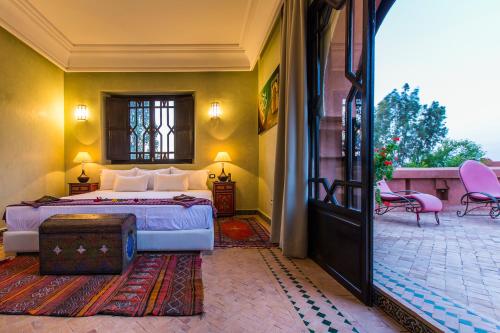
[
  {"left": 375, "top": 84, "right": 448, "bottom": 166},
  {"left": 413, "top": 139, "right": 486, "bottom": 167}
]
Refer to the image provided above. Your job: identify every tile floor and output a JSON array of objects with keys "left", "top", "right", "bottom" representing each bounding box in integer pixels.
[
  {"left": 0, "top": 216, "right": 406, "bottom": 333},
  {"left": 374, "top": 209, "right": 500, "bottom": 322},
  {"left": 375, "top": 260, "right": 500, "bottom": 333}
]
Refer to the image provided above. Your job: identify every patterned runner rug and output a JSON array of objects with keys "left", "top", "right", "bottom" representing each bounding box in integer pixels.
[
  {"left": 214, "top": 217, "right": 276, "bottom": 248},
  {"left": 0, "top": 253, "right": 203, "bottom": 317}
]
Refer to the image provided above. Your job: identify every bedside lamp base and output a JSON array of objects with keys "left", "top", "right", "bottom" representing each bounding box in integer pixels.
[
  {"left": 77, "top": 169, "right": 89, "bottom": 183},
  {"left": 217, "top": 167, "right": 229, "bottom": 182}
]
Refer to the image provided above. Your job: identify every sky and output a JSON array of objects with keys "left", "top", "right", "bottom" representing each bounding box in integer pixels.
[{"left": 375, "top": 0, "right": 500, "bottom": 160}]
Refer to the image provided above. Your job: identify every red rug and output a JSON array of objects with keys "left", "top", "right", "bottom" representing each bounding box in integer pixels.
[
  {"left": 214, "top": 217, "right": 276, "bottom": 248},
  {"left": 0, "top": 253, "right": 203, "bottom": 317}
]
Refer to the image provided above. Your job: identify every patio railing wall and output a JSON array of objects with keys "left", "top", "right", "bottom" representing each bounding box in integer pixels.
[{"left": 387, "top": 167, "right": 500, "bottom": 208}]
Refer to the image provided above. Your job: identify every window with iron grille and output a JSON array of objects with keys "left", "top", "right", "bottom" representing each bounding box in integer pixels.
[{"left": 105, "top": 94, "right": 194, "bottom": 164}]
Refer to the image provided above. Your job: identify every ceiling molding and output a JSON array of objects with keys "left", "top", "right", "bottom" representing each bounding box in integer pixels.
[
  {"left": 68, "top": 49, "right": 251, "bottom": 73},
  {"left": 0, "top": 0, "right": 70, "bottom": 69},
  {"left": 15, "top": 0, "right": 73, "bottom": 49},
  {"left": 240, "top": 0, "right": 283, "bottom": 70},
  {"left": 0, "top": 0, "right": 281, "bottom": 72},
  {"left": 71, "top": 44, "right": 244, "bottom": 52}
]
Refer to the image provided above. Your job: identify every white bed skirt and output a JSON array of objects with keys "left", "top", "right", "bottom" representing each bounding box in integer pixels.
[{"left": 3, "top": 224, "right": 214, "bottom": 253}]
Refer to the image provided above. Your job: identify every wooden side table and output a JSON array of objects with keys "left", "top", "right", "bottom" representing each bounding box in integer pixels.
[
  {"left": 69, "top": 183, "right": 99, "bottom": 195},
  {"left": 212, "top": 181, "right": 235, "bottom": 217}
]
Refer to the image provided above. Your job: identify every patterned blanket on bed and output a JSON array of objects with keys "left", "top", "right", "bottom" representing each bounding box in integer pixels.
[{"left": 6, "top": 195, "right": 217, "bottom": 217}]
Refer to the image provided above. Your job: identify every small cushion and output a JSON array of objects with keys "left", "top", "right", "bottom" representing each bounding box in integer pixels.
[
  {"left": 460, "top": 160, "right": 500, "bottom": 199},
  {"left": 137, "top": 168, "right": 171, "bottom": 190},
  {"left": 100, "top": 168, "right": 138, "bottom": 190},
  {"left": 377, "top": 180, "right": 402, "bottom": 201},
  {"left": 407, "top": 193, "right": 443, "bottom": 212},
  {"left": 171, "top": 168, "right": 209, "bottom": 190},
  {"left": 154, "top": 173, "right": 189, "bottom": 191},
  {"left": 113, "top": 174, "right": 149, "bottom": 192}
]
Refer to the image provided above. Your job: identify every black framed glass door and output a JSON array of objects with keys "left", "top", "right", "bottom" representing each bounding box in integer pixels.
[{"left": 307, "top": 0, "right": 376, "bottom": 305}]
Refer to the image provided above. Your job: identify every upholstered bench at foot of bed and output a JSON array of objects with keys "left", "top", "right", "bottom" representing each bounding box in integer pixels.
[
  {"left": 4, "top": 230, "right": 39, "bottom": 252},
  {"left": 3, "top": 224, "right": 215, "bottom": 253}
]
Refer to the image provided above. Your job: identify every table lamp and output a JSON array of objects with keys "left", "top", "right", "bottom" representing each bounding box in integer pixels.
[
  {"left": 214, "top": 151, "right": 232, "bottom": 182},
  {"left": 73, "top": 151, "right": 92, "bottom": 183}
]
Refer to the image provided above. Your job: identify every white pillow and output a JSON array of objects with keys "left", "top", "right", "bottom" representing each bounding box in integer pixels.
[
  {"left": 137, "top": 168, "right": 171, "bottom": 190},
  {"left": 171, "top": 168, "right": 209, "bottom": 190},
  {"left": 154, "top": 173, "right": 189, "bottom": 191},
  {"left": 113, "top": 174, "right": 149, "bottom": 192},
  {"left": 100, "top": 168, "right": 138, "bottom": 190}
]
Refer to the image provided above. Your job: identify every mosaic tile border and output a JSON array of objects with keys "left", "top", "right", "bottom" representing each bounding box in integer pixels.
[
  {"left": 374, "top": 288, "right": 441, "bottom": 333},
  {"left": 259, "top": 248, "right": 360, "bottom": 333},
  {"left": 374, "top": 260, "right": 500, "bottom": 333}
]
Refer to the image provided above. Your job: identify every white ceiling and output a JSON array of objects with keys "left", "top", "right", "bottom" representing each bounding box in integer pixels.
[{"left": 0, "top": 0, "right": 282, "bottom": 71}]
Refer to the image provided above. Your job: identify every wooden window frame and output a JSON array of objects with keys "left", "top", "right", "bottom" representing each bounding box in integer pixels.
[{"left": 105, "top": 94, "right": 195, "bottom": 164}]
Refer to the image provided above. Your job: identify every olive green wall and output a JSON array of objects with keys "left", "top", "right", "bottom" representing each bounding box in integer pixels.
[
  {"left": 0, "top": 27, "right": 65, "bottom": 215},
  {"left": 64, "top": 71, "right": 259, "bottom": 209},
  {"left": 257, "top": 18, "right": 281, "bottom": 219},
  {"left": 0, "top": 26, "right": 263, "bottom": 212}
]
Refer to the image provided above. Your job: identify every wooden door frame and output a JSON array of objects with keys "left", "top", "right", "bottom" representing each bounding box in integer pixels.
[{"left": 306, "top": 0, "right": 395, "bottom": 306}]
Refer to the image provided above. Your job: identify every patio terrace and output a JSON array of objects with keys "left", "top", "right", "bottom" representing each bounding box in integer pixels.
[
  {"left": 374, "top": 208, "right": 500, "bottom": 325},
  {"left": 387, "top": 166, "right": 500, "bottom": 208}
]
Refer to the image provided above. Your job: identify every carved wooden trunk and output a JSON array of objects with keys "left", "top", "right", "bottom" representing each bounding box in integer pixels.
[{"left": 39, "top": 214, "right": 137, "bottom": 275}]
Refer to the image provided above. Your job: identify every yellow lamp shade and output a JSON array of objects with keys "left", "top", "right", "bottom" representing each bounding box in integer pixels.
[
  {"left": 73, "top": 151, "right": 92, "bottom": 163},
  {"left": 214, "top": 151, "right": 231, "bottom": 162}
]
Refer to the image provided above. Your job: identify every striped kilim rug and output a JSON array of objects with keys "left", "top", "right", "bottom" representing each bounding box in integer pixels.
[
  {"left": 214, "top": 217, "right": 276, "bottom": 248},
  {"left": 0, "top": 253, "right": 203, "bottom": 317}
]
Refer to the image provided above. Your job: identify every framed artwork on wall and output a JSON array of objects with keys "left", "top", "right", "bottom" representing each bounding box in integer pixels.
[{"left": 258, "top": 66, "right": 279, "bottom": 134}]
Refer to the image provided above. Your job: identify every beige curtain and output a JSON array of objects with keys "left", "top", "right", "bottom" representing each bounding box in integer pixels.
[{"left": 271, "top": 0, "right": 309, "bottom": 258}]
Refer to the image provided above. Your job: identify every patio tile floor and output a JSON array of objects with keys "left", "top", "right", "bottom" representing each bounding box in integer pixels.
[
  {"left": 375, "top": 261, "right": 500, "bottom": 333},
  {"left": 374, "top": 208, "right": 500, "bottom": 325}
]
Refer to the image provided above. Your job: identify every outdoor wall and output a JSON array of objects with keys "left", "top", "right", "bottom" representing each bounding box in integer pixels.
[
  {"left": 64, "top": 71, "right": 259, "bottom": 210},
  {"left": 387, "top": 167, "right": 500, "bottom": 208},
  {"left": 257, "top": 18, "right": 281, "bottom": 219},
  {"left": 0, "top": 27, "right": 65, "bottom": 215}
]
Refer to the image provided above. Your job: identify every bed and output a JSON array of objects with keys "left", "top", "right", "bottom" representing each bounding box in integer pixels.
[{"left": 3, "top": 189, "right": 214, "bottom": 253}]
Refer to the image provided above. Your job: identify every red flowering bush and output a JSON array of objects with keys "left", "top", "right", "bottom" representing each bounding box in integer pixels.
[{"left": 375, "top": 137, "right": 400, "bottom": 204}]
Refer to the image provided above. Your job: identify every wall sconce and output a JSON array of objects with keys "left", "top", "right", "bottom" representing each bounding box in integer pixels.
[
  {"left": 75, "top": 105, "right": 89, "bottom": 121},
  {"left": 209, "top": 102, "right": 221, "bottom": 119}
]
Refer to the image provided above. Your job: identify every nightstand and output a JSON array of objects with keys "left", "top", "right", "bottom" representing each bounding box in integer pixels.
[
  {"left": 212, "top": 181, "right": 235, "bottom": 216},
  {"left": 69, "top": 183, "right": 99, "bottom": 195}
]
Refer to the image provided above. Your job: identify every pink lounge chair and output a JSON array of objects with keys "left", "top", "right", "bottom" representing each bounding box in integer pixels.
[
  {"left": 375, "top": 180, "right": 443, "bottom": 227},
  {"left": 457, "top": 160, "right": 500, "bottom": 219}
]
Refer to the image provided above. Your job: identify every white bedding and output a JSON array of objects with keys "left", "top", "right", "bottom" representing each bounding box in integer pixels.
[{"left": 6, "top": 190, "right": 213, "bottom": 232}]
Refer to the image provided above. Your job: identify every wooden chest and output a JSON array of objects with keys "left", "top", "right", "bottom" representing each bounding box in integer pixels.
[{"left": 39, "top": 214, "right": 137, "bottom": 275}]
